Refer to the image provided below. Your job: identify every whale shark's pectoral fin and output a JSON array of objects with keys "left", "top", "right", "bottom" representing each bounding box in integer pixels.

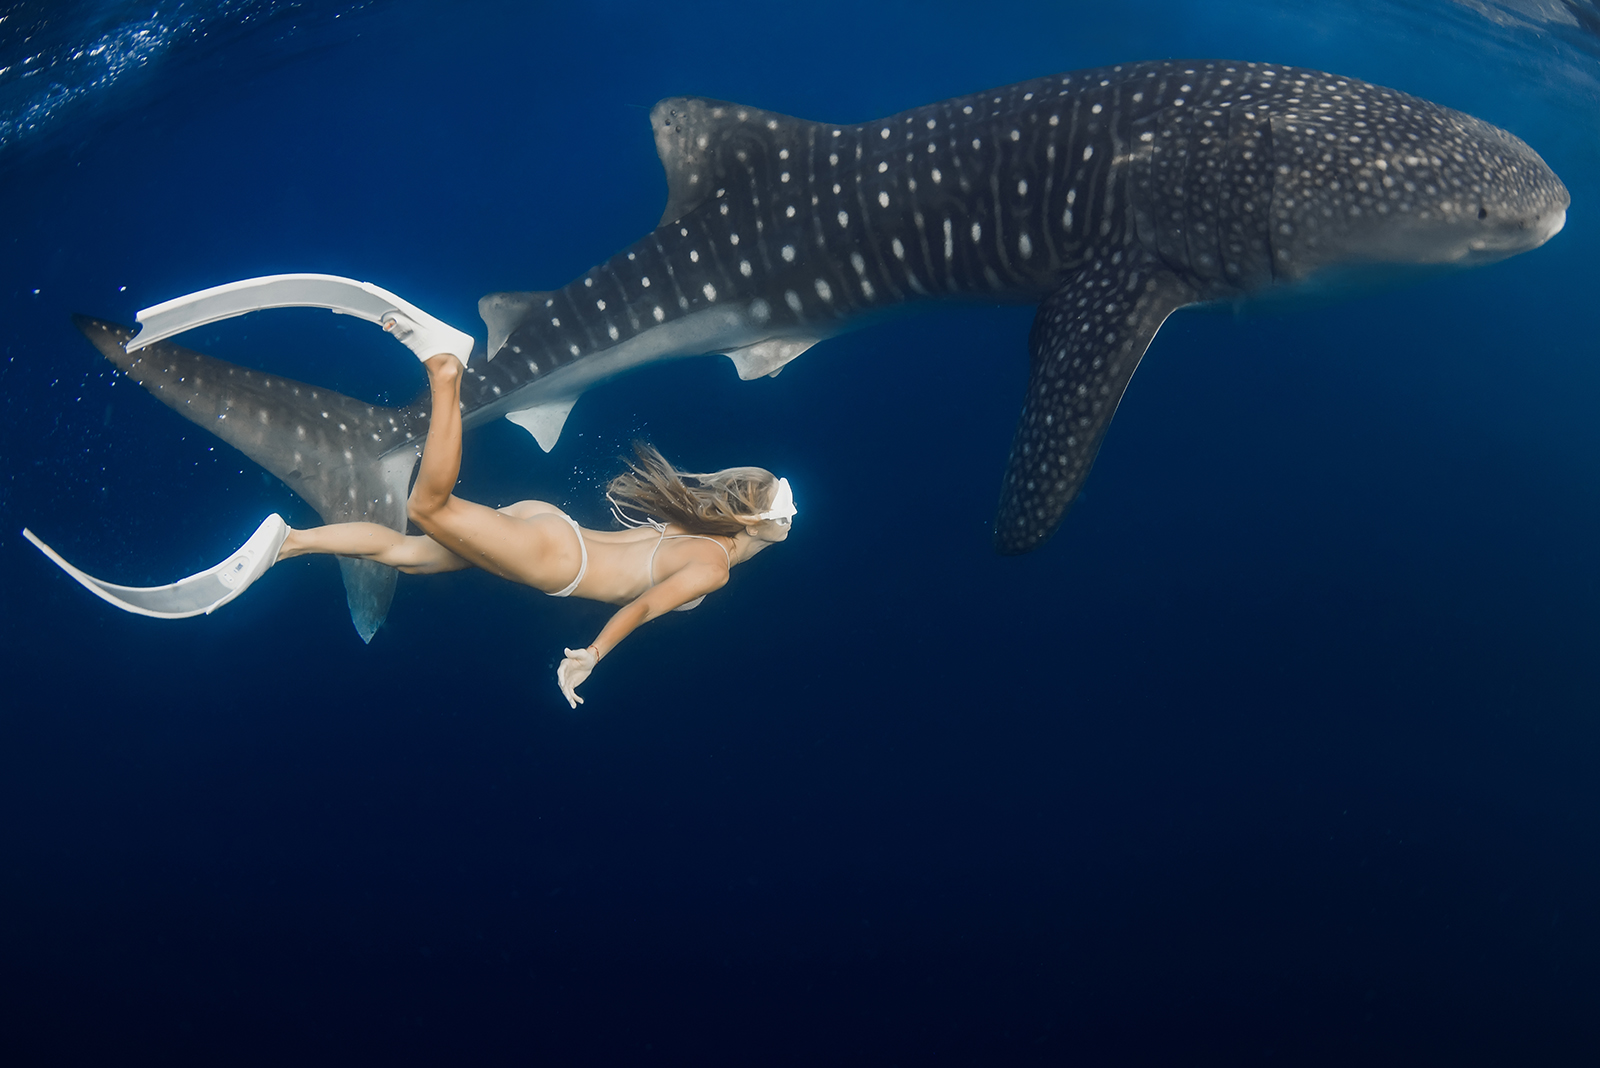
[
  {"left": 994, "top": 255, "right": 1196, "bottom": 555},
  {"left": 723, "top": 337, "right": 819, "bottom": 380},
  {"left": 505, "top": 398, "right": 578, "bottom": 453}
]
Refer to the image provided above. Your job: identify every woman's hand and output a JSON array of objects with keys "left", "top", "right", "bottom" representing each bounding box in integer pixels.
[{"left": 557, "top": 646, "right": 599, "bottom": 708}]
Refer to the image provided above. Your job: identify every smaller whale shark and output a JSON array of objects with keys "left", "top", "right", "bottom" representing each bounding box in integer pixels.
[{"left": 67, "top": 61, "right": 1568, "bottom": 638}]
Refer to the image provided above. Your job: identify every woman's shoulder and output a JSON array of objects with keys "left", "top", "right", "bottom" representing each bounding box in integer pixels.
[{"left": 661, "top": 530, "right": 735, "bottom": 566}]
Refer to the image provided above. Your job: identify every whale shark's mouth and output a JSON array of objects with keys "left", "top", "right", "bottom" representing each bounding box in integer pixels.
[
  {"left": 1539, "top": 208, "right": 1568, "bottom": 243},
  {"left": 1460, "top": 206, "right": 1568, "bottom": 260}
]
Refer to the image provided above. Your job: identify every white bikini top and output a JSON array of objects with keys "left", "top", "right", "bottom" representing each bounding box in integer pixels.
[
  {"left": 605, "top": 495, "right": 732, "bottom": 613},
  {"left": 648, "top": 530, "right": 730, "bottom": 612}
]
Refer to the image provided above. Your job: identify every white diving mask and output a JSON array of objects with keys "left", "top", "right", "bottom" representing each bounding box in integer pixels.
[{"left": 756, "top": 477, "right": 797, "bottom": 525}]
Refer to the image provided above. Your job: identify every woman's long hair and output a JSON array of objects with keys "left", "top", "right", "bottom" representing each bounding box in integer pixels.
[{"left": 606, "top": 443, "right": 777, "bottom": 536}]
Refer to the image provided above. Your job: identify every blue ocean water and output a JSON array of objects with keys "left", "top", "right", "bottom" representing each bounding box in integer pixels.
[{"left": 2, "top": 0, "right": 1598, "bottom": 1062}]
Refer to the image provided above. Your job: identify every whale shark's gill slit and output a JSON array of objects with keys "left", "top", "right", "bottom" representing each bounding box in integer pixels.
[{"left": 72, "top": 315, "right": 423, "bottom": 640}]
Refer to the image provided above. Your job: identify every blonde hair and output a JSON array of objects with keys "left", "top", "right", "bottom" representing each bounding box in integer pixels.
[{"left": 606, "top": 442, "right": 778, "bottom": 536}]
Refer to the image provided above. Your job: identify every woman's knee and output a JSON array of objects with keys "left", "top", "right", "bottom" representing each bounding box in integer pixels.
[
  {"left": 407, "top": 494, "right": 444, "bottom": 526},
  {"left": 406, "top": 497, "right": 477, "bottom": 548},
  {"left": 388, "top": 535, "right": 462, "bottom": 574}
]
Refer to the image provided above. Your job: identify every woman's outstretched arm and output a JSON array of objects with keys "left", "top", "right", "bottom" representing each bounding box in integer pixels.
[{"left": 556, "top": 562, "right": 729, "bottom": 707}]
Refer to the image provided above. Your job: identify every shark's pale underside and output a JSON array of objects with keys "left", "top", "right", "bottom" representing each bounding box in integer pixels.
[{"left": 67, "top": 60, "right": 1569, "bottom": 638}]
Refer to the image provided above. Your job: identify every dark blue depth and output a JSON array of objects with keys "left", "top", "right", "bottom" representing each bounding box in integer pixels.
[{"left": 2, "top": 2, "right": 1598, "bottom": 1064}]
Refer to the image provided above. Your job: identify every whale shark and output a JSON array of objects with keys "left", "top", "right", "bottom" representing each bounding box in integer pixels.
[{"left": 68, "top": 60, "right": 1569, "bottom": 638}]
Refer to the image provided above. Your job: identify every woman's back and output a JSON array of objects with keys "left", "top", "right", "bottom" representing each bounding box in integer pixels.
[{"left": 573, "top": 523, "right": 733, "bottom": 605}]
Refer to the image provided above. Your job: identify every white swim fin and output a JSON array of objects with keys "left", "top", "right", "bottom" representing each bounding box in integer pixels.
[
  {"left": 23, "top": 514, "right": 290, "bottom": 619},
  {"left": 126, "top": 273, "right": 475, "bottom": 368}
]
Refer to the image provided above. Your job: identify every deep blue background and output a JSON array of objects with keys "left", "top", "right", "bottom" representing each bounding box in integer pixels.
[{"left": 2, "top": 1, "right": 1599, "bottom": 1063}]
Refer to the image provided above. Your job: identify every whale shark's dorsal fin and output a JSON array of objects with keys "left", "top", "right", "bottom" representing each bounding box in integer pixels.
[
  {"left": 650, "top": 97, "right": 814, "bottom": 226},
  {"left": 505, "top": 397, "right": 578, "bottom": 453},
  {"left": 479, "top": 290, "right": 552, "bottom": 360}
]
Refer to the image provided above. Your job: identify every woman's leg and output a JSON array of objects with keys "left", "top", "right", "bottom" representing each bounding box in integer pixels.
[
  {"left": 278, "top": 523, "right": 471, "bottom": 575},
  {"left": 405, "top": 356, "right": 582, "bottom": 589},
  {"left": 408, "top": 353, "right": 469, "bottom": 519}
]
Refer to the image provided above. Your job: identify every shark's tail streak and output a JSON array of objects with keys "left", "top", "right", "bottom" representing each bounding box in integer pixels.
[{"left": 71, "top": 315, "right": 428, "bottom": 641}]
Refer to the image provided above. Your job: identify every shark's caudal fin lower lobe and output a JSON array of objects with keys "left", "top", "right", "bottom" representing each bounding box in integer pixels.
[{"left": 73, "top": 315, "right": 427, "bottom": 641}]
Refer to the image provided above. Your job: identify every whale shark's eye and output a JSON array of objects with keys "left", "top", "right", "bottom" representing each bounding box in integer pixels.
[{"left": 1477, "top": 207, "right": 1488, "bottom": 220}]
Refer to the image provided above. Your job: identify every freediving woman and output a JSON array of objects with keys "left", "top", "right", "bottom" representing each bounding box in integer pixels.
[{"left": 25, "top": 330, "right": 797, "bottom": 708}]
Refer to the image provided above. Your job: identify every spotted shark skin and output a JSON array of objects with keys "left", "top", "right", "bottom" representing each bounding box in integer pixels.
[{"left": 76, "top": 60, "right": 1569, "bottom": 634}]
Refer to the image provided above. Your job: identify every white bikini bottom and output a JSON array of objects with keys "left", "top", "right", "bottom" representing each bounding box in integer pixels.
[{"left": 547, "top": 513, "right": 588, "bottom": 598}]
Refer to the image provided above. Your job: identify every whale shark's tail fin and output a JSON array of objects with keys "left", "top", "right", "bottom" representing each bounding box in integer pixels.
[{"left": 71, "top": 315, "right": 427, "bottom": 641}]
